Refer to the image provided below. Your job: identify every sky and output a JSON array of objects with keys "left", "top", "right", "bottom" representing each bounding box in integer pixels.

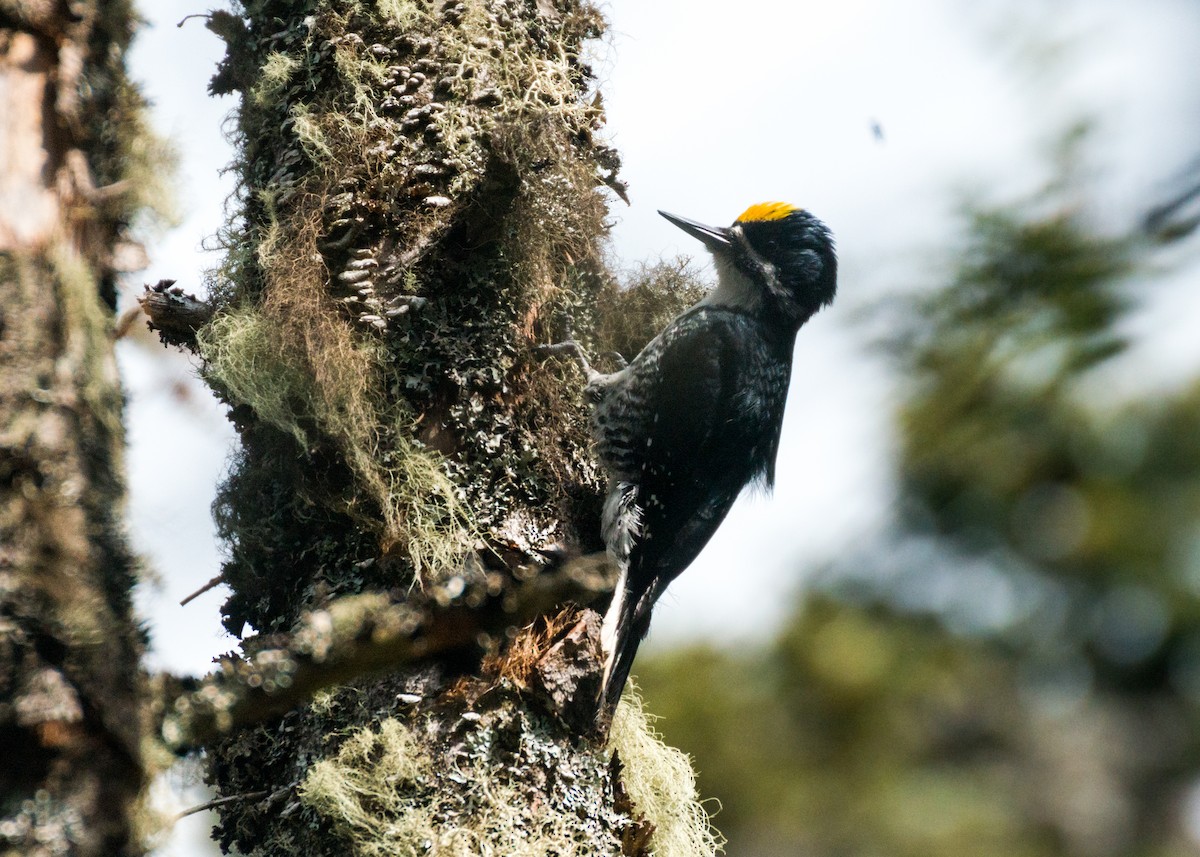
[{"left": 120, "top": 0, "right": 1200, "bottom": 850}]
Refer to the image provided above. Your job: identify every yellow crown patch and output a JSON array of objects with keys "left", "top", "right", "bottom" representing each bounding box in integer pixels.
[{"left": 735, "top": 201, "right": 801, "bottom": 223}]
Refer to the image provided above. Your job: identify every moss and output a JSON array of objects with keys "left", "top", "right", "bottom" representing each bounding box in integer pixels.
[
  {"left": 594, "top": 260, "right": 710, "bottom": 364},
  {"left": 254, "top": 52, "right": 301, "bottom": 106},
  {"left": 290, "top": 102, "right": 335, "bottom": 160},
  {"left": 299, "top": 711, "right": 611, "bottom": 856},
  {"left": 609, "top": 691, "right": 724, "bottom": 857},
  {"left": 202, "top": 157, "right": 476, "bottom": 575},
  {"left": 299, "top": 720, "right": 447, "bottom": 857},
  {"left": 84, "top": 4, "right": 178, "bottom": 233},
  {"left": 297, "top": 689, "right": 722, "bottom": 857},
  {"left": 212, "top": 434, "right": 382, "bottom": 635},
  {"left": 197, "top": 304, "right": 315, "bottom": 446},
  {"left": 50, "top": 247, "right": 123, "bottom": 441},
  {"left": 374, "top": 0, "right": 424, "bottom": 27},
  {"left": 115, "top": 100, "right": 180, "bottom": 232}
]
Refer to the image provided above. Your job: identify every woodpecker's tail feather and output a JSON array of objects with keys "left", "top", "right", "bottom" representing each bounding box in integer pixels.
[
  {"left": 599, "top": 481, "right": 644, "bottom": 713},
  {"left": 599, "top": 586, "right": 652, "bottom": 714}
]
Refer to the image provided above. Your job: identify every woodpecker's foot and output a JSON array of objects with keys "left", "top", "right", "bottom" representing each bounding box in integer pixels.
[
  {"left": 600, "top": 350, "right": 628, "bottom": 370},
  {"left": 384, "top": 294, "right": 428, "bottom": 317},
  {"left": 536, "top": 339, "right": 598, "bottom": 380}
]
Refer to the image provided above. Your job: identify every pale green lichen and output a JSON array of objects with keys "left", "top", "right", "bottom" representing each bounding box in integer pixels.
[
  {"left": 300, "top": 692, "right": 721, "bottom": 857},
  {"left": 196, "top": 299, "right": 473, "bottom": 576},
  {"left": 290, "top": 102, "right": 334, "bottom": 160},
  {"left": 609, "top": 690, "right": 725, "bottom": 857},
  {"left": 374, "top": 0, "right": 425, "bottom": 27},
  {"left": 253, "top": 51, "right": 300, "bottom": 106},
  {"left": 196, "top": 304, "right": 313, "bottom": 446},
  {"left": 302, "top": 715, "right": 623, "bottom": 857}
]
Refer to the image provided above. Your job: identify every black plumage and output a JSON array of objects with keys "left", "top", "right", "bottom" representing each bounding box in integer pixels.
[{"left": 586, "top": 202, "right": 837, "bottom": 712}]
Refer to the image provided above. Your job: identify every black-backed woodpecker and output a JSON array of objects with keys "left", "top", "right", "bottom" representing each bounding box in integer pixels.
[{"left": 562, "top": 202, "right": 837, "bottom": 712}]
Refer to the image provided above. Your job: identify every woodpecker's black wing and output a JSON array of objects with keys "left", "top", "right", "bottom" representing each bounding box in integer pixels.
[
  {"left": 628, "top": 311, "right": 761, "bottom": 579},
  {"left": 636, "top": 307, "right": 791, "bottom": 566},
  {"left": 600, "top": 306, "right": 792, "bottom": 708}
]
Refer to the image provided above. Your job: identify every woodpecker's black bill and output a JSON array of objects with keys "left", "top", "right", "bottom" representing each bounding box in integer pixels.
[{"left": 659, "top": 210, "right": 731, "bottom": 250}]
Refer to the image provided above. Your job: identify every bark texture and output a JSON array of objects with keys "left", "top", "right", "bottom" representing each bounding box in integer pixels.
[{"left": 0, "top": 2, "right": 162, "bottom": 853}]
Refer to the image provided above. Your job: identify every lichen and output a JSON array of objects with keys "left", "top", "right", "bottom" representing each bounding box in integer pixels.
[
  {"left": 297, "top": 689, "right": 722, "bottom": 857},
  {"left": 593, "top": 259, "right": 710, "bottom": 364},
  {"left": 197, "top": 297, "right": 473, "bottom": 580},
  {"left": 609, "top": 690, "right": 725, "bottom": 857},
  {"left": 302, "top": 716, "right": 614, "bottom": 857},
  {"left": 253, "top": 51, "right": 301, "bottom": 106}
]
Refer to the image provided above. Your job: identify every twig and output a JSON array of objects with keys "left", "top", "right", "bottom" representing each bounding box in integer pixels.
[
  {"left": 158, "top": 553, "right": 616, "bottom": 753},
  {"left": 536, "top": 340, "right": 599, "bottom": 381},
  {"left": 1144, "top": 180, "right": 1200, "bottom": 242},
  {"left": 113, "top": 305, "right": 143, "bottom": 340},
  {"left": 175, "top": 790, "right": 269, "bottom": 821},
  {"left": 180, "top": 574, "right": 225, "bottom": 607},
  {"left": 138, "top": 280, "right": 213, "bottom": 351}
]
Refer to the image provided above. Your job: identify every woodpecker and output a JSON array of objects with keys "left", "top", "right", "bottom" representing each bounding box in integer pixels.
[{"left": 570, "top": 201, "right": 838, "bottom": 713}]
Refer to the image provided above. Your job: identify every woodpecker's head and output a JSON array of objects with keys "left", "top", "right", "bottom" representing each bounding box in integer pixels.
[{"left": 659, "top": 201, "right": 837, "bottom": 322}]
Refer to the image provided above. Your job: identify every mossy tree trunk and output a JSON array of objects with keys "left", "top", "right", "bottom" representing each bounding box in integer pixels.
[
  {"left": 0, "top": 2, "right": 162, "bottom": 854},
  {"left": 159, "top": 1, "right": 718, "bottom": 855}
]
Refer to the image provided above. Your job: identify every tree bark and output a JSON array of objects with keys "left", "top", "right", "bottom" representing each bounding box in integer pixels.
[
  {"left": 0, "top": 3, "right": 160, "bottom": 854},
  {"left": 171, "top": 1, "right": 717, "bottom": 855}
]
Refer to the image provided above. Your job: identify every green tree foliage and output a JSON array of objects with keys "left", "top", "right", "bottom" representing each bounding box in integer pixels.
[{"left": 636, "top": 174, "right": 1200, "bottom": 856}]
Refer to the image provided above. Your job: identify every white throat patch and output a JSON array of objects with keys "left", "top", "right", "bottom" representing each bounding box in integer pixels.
[{"left": 702, "top": 251, "right": 773, "bottom": 311}]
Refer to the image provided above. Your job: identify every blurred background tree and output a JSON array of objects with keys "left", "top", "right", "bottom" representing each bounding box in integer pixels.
[{"left": 636, "top": 138, "right": 1200, "bottom": 856}]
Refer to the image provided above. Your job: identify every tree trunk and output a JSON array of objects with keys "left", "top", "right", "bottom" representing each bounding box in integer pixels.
[
  {"left": 146, "top": 0, "right": 718, "bottom": 855},
  {"left": 0, "top": 3, "right": 162, "bottom": 854}
]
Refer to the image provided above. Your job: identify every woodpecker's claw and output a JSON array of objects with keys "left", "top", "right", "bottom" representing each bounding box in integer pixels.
[
  {"left": 600, "top": 351, "right": 628, "bottom": 370},
  {"left": 537, "top": 340, "right": 598, "bottom": 380}
]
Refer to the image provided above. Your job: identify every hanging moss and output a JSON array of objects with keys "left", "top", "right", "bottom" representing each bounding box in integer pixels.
[
  {"left": 609, "top": 690, "right": 725, "bottom": 857},
  {"left": 593, "top": 258, "right": 710, "bottom": 363}
]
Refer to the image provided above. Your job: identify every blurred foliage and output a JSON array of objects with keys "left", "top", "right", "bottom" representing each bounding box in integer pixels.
[{"left": 636, "top": 170, "right": 1200, "bottom": 856}]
